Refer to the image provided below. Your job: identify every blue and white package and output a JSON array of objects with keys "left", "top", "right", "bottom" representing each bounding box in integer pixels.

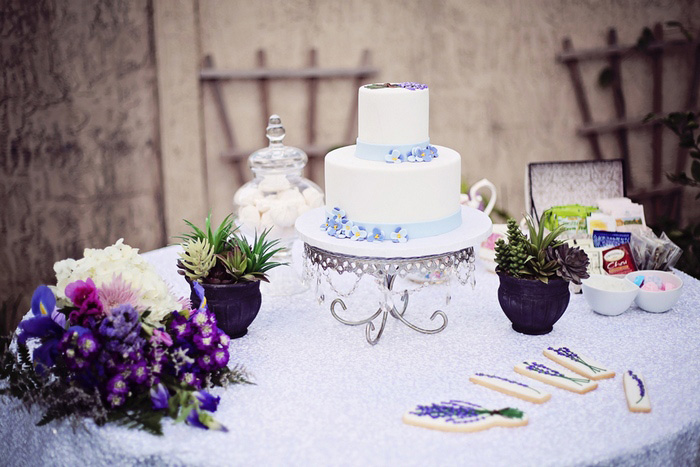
[{"left": 592, "top": 230, "right": 632, "bottom": 248}]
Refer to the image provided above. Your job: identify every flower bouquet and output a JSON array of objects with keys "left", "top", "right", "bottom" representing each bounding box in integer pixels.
[{"left": 0, "top": 240, "right": 248, "bottom": 435}]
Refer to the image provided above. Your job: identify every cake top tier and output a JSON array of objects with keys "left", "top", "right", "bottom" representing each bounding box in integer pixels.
[{"left": 357, "top": 83, "right": 429, "bottom": 146}]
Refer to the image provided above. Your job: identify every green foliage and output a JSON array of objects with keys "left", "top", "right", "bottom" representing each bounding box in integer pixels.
[
  {"left": 0, "top": 332, "right": 252, "bottom": 435},
  {"left": 495, "top": 215, "right": 577, "bottom": 284},
  {"left": 179, "top": 238, "right": 217, "bottom": 281},
  {"left": 176, "top": 213, "right": 237, "bottom": 255},
  {"left": 177, "top": 214, "right": 285, "bottom": 284},
  {"left": 645, "top": 110, "right": 700, "bottom": 278}
]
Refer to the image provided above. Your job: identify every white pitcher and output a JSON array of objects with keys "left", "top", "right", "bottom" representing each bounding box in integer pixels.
[{"left": 461, "top": 178, "right": 497, "bottom": 216}]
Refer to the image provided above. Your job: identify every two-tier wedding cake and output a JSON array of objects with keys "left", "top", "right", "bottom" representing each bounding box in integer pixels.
[{"left": 322, "top": 82, "right": 462, "bottom": 242}]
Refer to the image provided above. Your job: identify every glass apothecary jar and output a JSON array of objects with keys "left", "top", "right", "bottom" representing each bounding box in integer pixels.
[{"left": 233, "top": 115, "right": 323, "bottom": 251}]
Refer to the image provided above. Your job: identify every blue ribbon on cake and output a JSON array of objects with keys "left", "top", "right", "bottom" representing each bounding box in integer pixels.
[{"left": 354, "top": 139, "right": 438, "bottom": 163}]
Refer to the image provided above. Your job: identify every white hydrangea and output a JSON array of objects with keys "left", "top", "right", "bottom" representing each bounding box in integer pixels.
[{"left": 53, "top": 239, "right": 180, "bottom": 325}]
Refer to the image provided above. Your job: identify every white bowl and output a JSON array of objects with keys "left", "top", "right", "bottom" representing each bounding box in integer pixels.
[
  {"left": 582, "top": 274, "right": 639, "bottom": 316},
  {"left": 625, "top": 270, "right": 683, "bottom": 313}
]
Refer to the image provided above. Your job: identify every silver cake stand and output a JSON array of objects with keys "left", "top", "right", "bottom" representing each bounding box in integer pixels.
[{"left": 295, "top": 206, "right": 492, "bottom": 345}]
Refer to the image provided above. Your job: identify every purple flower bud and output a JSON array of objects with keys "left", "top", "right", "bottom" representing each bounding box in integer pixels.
[
  {"left": 186, "top": 407, "right": 207, "bottom": 430},
  {"left": 107, "top": 392, "right": 126, "bottom": 408},
  {"left": 150, "top": 383, "right": 170, "bottom": 410},
  {"left": 194, "top": 390, "right": 220, "bottom": 412}
]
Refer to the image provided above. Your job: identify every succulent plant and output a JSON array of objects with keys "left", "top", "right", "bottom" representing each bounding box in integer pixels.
[
  {"left": 177, "top": 214, "right": 285, "bottom": 284},
  {"left": 545, "top": 243, "right": 590, "bottom": 285},
  {"left": 178, "top": 238, "right": 216, "bottom": 282},
  {"left": 495, "top": 214, "right": 588, "bottom": 284}
]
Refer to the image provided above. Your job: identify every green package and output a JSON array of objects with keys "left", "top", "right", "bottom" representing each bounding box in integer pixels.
[{"left": 541, "top": 205, "right": 599, "bottom": 232}]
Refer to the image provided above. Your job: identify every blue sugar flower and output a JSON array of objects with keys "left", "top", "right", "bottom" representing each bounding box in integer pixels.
[
  {"left": 391, "top": 227, "right": 408, "bottom": 243},
  {"left": 412, "top": 146, "right": 432, "bottom": 162},
  {"left": 350, "top": 225, "right": 367, "bottom": 241},
  {"left": 341, "top": 220, "right": 354, "bottom": 237},
  {"left": 150, "top": 383, "right": 170, "bottom": 410},
  {"left": 320, "top": 217, "right": 331, "bottom": 231},
  {"left": 367, "top": 228, "right": 385, "bottom": 242},
  {"left": 385, "top": 149, "right": 404, "bottom": 164},
  {"left": 326, "top": 219, "right": 341, "bottom": 236},
  {"left": 331, "top": 207, "right": 346, "bottom": 222},
  {"left": 427, "top": 145, "right": 438, "bottom": 158}
]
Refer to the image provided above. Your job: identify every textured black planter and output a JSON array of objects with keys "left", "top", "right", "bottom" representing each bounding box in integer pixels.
[
  {"left": 497, "top": 272, "right": 570, "bottom": 335},
  {"left": 190, "top": 281, "right": 262, "bottom": 339}
]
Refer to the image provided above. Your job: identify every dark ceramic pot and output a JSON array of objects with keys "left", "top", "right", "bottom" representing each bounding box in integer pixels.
[
  {"left": 190, "top": 281, "right": 262, "bottom": 339},
  {"left": 497, "top": 272, "right": 570, "bottom": 335}
]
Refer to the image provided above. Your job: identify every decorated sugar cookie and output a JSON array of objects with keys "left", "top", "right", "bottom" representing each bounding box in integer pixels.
[
  {"left": 544, "top": 346, "right": 615, "bottom": 380},
  {"left": 515, "top": 361, "right": 598, "bottom": 394},
  {"left": 402, "top": 400, "right": 528, "bottom": 433},
  {"left": 623, "top": 370, "right": 651, "bottom": 413},
  {"left": 470, "top": 373, "right": 551, "bottom": 404}
]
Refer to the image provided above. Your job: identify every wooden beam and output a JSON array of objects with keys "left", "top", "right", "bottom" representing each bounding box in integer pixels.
[
  {"left": 200, "top": 66, "right": 378, "bottom": 81},
  {"left": 561, "top": 37, "right": 603, "bottom": 159},
  {"left": 607, "top": 28, "right": 632, "bottom": 188},
  {"left": 257, "top": 49, "right": 270, "bottom": 145},
  {"left": 153, "top": 0, "right": 208, "bottom": 238},
  {"left": 556, "top": 38, "right": 691, "bottom": 63},
  {"left": 651, "top": 23, "right": 664, "bottom": 187}
]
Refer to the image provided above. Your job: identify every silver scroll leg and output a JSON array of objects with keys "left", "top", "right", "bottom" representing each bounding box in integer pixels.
[{"left": 330, "top": 298, "right": 387, "bottom": 345}]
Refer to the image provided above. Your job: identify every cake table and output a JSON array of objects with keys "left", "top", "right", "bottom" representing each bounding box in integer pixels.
[{"left": 296, "top": 206, "right": 492, "bottom": 344}]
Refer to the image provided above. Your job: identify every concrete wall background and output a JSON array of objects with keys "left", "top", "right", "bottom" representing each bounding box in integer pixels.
[
  {"left": 0, "top": 0, "right": 164, "bottom": 332},
  {"left": 193, "top": 0, "right": 700, "bottom": 224}
]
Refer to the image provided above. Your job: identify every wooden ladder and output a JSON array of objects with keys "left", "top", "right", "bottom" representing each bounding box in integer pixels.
[
  {"left": 556, "top": 24, "right": 700, "bottom": 225},
  {"left": 200, "top": 49, "right": 378, "bottom": 186}
]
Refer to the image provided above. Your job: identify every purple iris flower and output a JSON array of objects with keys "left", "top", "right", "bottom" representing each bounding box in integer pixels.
[
  {"left": 192, "top": 281, "right": 208, "bottom": 313},
  {"left": 186, "top": 408, "right": 208, "bottom": 430},
  {"left": 150, "top": 383, "right": 170, "bottom": 410},
  {"left": 195, "top": 390, "right": 220, "bottom": 412},
  {"left": 31, "top": 285, "right": 55, "bottom": 317}
]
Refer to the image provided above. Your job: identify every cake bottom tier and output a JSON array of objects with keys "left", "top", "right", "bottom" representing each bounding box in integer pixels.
[{"left": 324, "top": 145, "right": 462, "bottom": 239}]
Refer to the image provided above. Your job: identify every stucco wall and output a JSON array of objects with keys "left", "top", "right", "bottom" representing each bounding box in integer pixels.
[
  {"left": 193, "top": 0, "right": 700, "bottom": 224},
  {"left": 0, "top": 0, "right": 164, "bottom": 332}
]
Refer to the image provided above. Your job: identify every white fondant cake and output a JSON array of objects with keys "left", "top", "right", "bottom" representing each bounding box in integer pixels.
[{"left": 323, "top": 83, "right": 462, "bottom": 241}]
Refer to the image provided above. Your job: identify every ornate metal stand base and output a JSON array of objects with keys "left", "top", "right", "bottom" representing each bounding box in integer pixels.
[{"left": 303, "top": 244, "right": 476, "bottom": 345}]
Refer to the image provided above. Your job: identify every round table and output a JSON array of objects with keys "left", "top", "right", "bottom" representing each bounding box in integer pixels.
[{"left": 1, "top": 243, "right": 699, "bottom": 466}]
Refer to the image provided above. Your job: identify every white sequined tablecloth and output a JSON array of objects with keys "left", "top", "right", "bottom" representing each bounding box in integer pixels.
[{"left": 1, "top": 243, "right": 699, "bottom": 466}]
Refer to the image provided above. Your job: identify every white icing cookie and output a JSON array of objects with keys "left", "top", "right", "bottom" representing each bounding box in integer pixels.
[
  {"left": 623, "top": 370, "right": 651, "bottom": 413},
  {"left": 470, "top": 373, "right": 551, "bottom": 404},
  {"left": 515, "top": 362, "right": 598, "bottom": 394},
  {"left": 544, "top": 346, "right": 615, "bottom": 380},
  {"left": 402, "top": 400, "right": 528, "bottom": 433}
]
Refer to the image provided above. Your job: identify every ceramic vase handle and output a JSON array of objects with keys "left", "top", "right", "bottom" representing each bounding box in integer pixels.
[{"left": 469, "top": 178, "right": 497, "bottom": 216}]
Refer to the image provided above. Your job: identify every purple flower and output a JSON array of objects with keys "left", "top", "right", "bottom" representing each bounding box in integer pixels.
[
  {"left": 77, "top": 332, "right": 99, "bottom": 358},
  {"left": 150, "top": 383, "right": 170, "bottom": 410},
  {"left": 65, "top": 278, "right": 98, "bottom": 307},
  {"left": 106, "top": 374, "right": 129, "bottom": 399},
  {"left": 628, "top": 371, "right": 645, "bottom": 403},
  {"left": 197, "top": 353, "right": 215, "bottom": 372},
  {"left": 218, "top": 332, "right": 230, "bottom": 348},
  {"left": 98, "top": 304, "right": 139, "bottom": 339},
  {"left": 69, "top": 290, "right": 104, "bottom": 327},
  {"left": 180, "top": 371, "right": 202, "bottom": 389},
  {"left": 195, "top": 391, "right": 220, "bottom": 412},
  {"left": 186, "top": 407, "right": 207, "bottom": 430},
  {"left": 169, "top": 312, "right": 192, "bottom": 340},
  {"left": 31, "top": 285, "right": 56, "bottom": 317},
  {"left": 212, "top": 346, "right": 229, "bottom": 368},
  {"left": 193, "top": 333, "right": 217, "bottom": 351},
  {"left": 399, "top": 82, "right": 428, "bottom": 91},
  {"left": 130, "top": 360, "right": 149, "bottom": 385},
  {"left": 192, "top": 281, "right": 209, "bottom": 313},
  {"left": 106, "top": 392, "right": 126, "bottom": 408}
]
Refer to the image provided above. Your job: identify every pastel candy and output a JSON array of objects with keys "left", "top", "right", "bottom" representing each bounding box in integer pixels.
[
  {"left": 633, "top": 276, "right": 644, "bottom": 287},
  {"left": 641, "top": 282, "right": 659, "bottom": 292},
  {"left": 662, "top": 282, "right": 676, "bottom": 291}
]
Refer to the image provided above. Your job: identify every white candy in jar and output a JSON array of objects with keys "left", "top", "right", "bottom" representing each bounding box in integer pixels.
[
  {"left": 258, "top": 174, "right": 292, "bottom": 193},
  {"left": 234, "top": 186, "right": 263, "bottom": 207},
  {"left": 254, "top": 197, "right": 273, "bottom": 213},
  {"left": 238, "top": 205, "right": 261, "bottom": 230},
  {"left": 270, "top": 200, "right": 302, "bottom": 228},
  {"left": 302, "top": 187, "right": 323, "bottom": 208}
]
